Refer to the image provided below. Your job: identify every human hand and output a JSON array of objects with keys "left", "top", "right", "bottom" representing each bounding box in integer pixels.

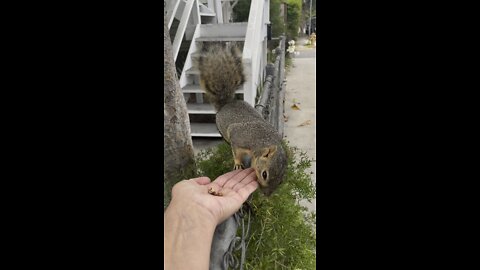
[{"left": 167, "top": 168, "right": 259, "bottom": 225}]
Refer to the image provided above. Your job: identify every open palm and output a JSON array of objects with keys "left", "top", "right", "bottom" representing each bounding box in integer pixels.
[{"left": 171, "top": 168, "right": 259, "bottom": 224}]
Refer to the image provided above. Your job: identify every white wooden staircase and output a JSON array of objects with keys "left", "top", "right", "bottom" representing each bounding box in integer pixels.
[{"left": 166, "top": 0, "right": 269, "bottom": 137}]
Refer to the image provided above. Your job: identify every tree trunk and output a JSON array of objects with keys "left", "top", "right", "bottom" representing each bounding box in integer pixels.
[
  {"left": 164, "top": 15, "right": 195, "bottom": 201},
  {"left": 164, "top": 15, "right": 245, "bottom": 270}
]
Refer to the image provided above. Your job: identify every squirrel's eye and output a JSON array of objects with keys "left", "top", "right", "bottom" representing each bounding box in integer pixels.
[{"left": 262, "top": 171, "right": 267, "bottom": 180}]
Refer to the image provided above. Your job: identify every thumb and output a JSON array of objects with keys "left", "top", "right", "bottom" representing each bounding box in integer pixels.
[{"left": 191, "top": 176, "right": 211, "bottom": 185}]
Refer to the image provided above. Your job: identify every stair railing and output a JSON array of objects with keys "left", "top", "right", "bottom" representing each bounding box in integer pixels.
[
  {"left": 242, "top": 0, "right": 269, "bottom": 106},
  {"left": 165, "top": 0, "right": 181, "bottom": 28},
  {"left": 172, "top": 0, "right": 196, "bottom": 61}
]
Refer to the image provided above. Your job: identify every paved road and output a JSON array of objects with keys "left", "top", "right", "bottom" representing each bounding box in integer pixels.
[{"left": 284, "top": 36, "right": 316, "bottom": 213}]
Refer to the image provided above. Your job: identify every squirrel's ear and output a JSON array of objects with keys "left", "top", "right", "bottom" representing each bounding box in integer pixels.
[{"left": 262, "top": 145, "right": 277, "bottom": 158}]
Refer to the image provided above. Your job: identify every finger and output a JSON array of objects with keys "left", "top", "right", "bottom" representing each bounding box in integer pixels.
[
  {"left": 224, "top": 168, "right": 254, "bottom": 189},
  {"left": 191, "top": 177, "right": 211, "bottom": 185},
  {"left": 231, "top": 170, "right": 257, "bottom": 191},
  {"left": 212, "top": 169, "right": 243, "bottom": 187},
  {"left": 237, "top": 180, "right": 259, "bottom": 201},
  {"left": 223, "top": 168, "right": 255, "bottom": 189}
]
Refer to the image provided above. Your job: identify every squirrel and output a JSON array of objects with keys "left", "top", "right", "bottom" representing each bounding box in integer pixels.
[{"left": 197, "top": 45, "right": 287, "bottom": 196}]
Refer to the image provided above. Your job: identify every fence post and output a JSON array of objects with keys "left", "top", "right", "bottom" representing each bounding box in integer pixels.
[
  {"left": 266, "top": 63, "right": 275, "bottom": 77},
  {"left": 255, "top": 37, "right": 286, "bottom": 132},
  {"left": 277, "top": 36, "right": 286, "bottom": 137}
]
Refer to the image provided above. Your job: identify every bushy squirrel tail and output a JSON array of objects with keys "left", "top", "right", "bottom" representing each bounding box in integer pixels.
[{"left": 197, "top": 45, "right": 246, "bottom": 111}]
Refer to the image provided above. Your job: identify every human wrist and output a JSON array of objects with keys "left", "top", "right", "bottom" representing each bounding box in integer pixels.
[
  {"left": 164, "top": 198, "right": 217, "bottom": 270},
  {"left": 165, "top": 198, "right": 218, "bottom": 228}
]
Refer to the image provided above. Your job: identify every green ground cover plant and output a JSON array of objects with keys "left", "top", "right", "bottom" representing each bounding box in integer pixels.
[
  {"left": 164, "top": 141, "right": 316, "bottom": 269},
  {"left": 195, "top": 141, "right": 316, "bottom": 269}
]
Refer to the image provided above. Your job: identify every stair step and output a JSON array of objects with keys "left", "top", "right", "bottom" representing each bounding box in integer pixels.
[
  {"left": 182, "top": 84, "right": 244, "bottom": 94},
  {"left": 190, "top": 52, "right": 201, "bottom": 58},
  {"left": 196, "top": 37, "right": 245, "bottom": 42},
  {"left": 187, "top": 103, "right": 216, "bottom": 114},
  {"left": 190, "top": 123, "right": 221, "bottom": 137},
  {"left": 199, "top": 23, "right": 248, "bottom": 38},
  {"left": 200, "top": 12, "right": 216, "bottom": 17},
  {"left": 182, "top": 84, "right": 203, "bottom": 93},
  {"left": 185, "top": 68, "right": 200, "bottom": 75},
  {"left": 198, "top": 3, "right": 215, "bottom": 14}
]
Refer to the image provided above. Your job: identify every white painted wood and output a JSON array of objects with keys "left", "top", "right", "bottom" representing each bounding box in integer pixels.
[
  {"left": 182, "top": 84, "right": 205, "bottom": 93},
  {"left": 198, "top": 22, "right": 247, "bottom": 37},
  {"left": 185, "top": 67, "right": 200, "bottom": 75},
  {"left": 207, "top": 0, "right": 215, "bottom": 11},
  {"left": 185, "top": 25, "right": 196, "bottom": 40},
  {"left": 187, "top": 103, "right": 216, "bottom": 114},
  {"left": 198, "top": 0, "right": 215, "bottom": 13},
  {"left": 179, "top": 24, "right": 202, "bottom": 89},
  {"left": 172, "top": 0, "right": 187, "bottom": 23},
  {"left": 166, "top": 0, "right": 181, "bottom": 29},
  {"left": 172, "top": 0, "right": 195, "bottom": 61},
  {"left": 195, "top": 93, "right": 204, "bottom": 103},
  {"left": 242, "top": 0, "right": 268, "bottom": 107},
  {"left": 182, "top": 84, "right": 244, "bottom": 94},
  {"left": 190, "top": 123, "right": 221, "bottom": 137},
  {"left": 214, "top": 0, "right": 223, "bottom": 24},
  {"left": 194, "top": 12, "right": 204, "bottom": 110},
  {"left": 195, "top": 36, "right": 245, "bottom": 41},
  {"left": 200, "top": 12, "right": 216, "bottom": 17},
  {"left": 192, "top": 0, "right": 201, "bottom": 25},
  {"left": 206, "top": 0, "right": 218, "bottom": 24},
  {"left": 184, "top": 0, "right": 201, "bottom": 40}
]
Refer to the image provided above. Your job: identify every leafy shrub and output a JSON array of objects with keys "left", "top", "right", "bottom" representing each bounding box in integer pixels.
[
  {"left": 232, "top": 0, "right": 288, "bottom": 39},
  {"left": 195, "top": 141, "right": 316, "bottom": 269},
  {"left": 285, "top": 0, "right": 302, "bottom": 41},
  {"left": 232, "top": 0, "right": 251, "bottom": 22},
  {"left": 270, "top": 0, "right": 286, "bottom": 37}
]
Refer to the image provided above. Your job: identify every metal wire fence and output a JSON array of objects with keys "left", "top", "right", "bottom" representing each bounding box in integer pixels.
[{"left": 255, "top": 36, "right": 286, "bottom": 136}]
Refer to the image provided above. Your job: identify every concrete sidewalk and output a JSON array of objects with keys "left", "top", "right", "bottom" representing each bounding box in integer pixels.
[{"left": 284, "top": 36, "right": 316, "bottom": 213}]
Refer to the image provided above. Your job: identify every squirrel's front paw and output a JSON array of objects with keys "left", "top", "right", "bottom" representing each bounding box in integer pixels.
[{"left": 234, "top": 163, "right": 244, "bottom": 170}]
